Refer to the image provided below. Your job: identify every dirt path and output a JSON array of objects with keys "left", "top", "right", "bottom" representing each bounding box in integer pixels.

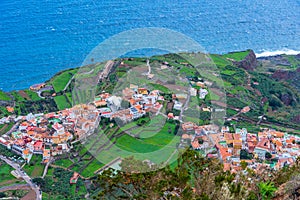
[
  {"left": 42, "top": 157, "right": 53, "bottom": 178},
  {"left": 19, "top": 90, "right": 31, "bottom": 100},
  {"left": 0, "top": 184, "right": 30, "bottom": 192},
  {"left": 0, "top": 124, "right": 8, "bottom": 133},
  {"left": 0, "top": 179, "right": 17, "bottom": 187}
]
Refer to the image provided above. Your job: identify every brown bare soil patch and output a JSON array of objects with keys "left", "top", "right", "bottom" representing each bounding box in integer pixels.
[
  {"left": 21, "top": 189, "right": 36, "bottom": 200},
  {"left": 18, "top": 90, "right": 30, "bottom": 100}
]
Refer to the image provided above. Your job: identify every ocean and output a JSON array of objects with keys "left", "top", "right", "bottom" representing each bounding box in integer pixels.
[{"left": 0, "top": 0, "right": 299, "bottom": 91}]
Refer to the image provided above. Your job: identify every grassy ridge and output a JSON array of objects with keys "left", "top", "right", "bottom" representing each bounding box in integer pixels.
[
  {"left": 50, "top": 68, "right": 78, "bottom": 92},
  {"left": 0, "top": 91, "right": 10, "bottom": 101}
]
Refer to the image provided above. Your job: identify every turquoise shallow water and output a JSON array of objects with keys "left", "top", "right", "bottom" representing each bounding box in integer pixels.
[{"left": 0, "top": 0, "right": 299, "bottom": 91}]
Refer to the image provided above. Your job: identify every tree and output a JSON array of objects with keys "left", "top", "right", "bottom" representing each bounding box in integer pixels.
[
  {"left": 258, "top": 181, "right": 277, "bottom": 200},
  {"left": 265, "top": 152, "right": 272, "bottom": 160},
  {"left": 198, "top": 138, "right": 204, "bottom": 144},
  {"left": 0, "top": 192, "right": 6, "bottom": 198},
  {"left": 240, "top": 161, "right": 248, "bottom": 170},
  {"left": 240, "top": 149, "right": 253, "bottom": 160}
]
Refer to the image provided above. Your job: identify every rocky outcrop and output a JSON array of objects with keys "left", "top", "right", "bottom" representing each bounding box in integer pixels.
[
  {"left": 272, "top": 70, "right": 290, "bottom": 80},
  {"left": 233, "top": 50, "right": 257, "bottom": 71},
  {"left": 272, "top": 67, "right": 300, "bottom": 92}
]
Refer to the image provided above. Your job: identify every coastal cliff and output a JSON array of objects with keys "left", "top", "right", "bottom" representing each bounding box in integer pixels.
[{"left": 233, "top": 49, "right": 257, "bottom": 71}]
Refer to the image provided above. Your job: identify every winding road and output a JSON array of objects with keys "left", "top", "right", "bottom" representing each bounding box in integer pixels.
[
  {"left": 179, "top": 86, "right": 192, "bottom": 121},
  {"left": 0, "top": 155, "right": 41, "bottom": 200}
]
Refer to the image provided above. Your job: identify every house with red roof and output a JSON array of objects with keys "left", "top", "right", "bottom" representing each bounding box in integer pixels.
[
  {"left": 70, "top": 172, "right": 80, "bottom": 184},
  {"left": 254, "top": 138, "right": 274, "bottom": 159},
  {"left": 33, "top": 141, "right": 43, "bottom": 153}
]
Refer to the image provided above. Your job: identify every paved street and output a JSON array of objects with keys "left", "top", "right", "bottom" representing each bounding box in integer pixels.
[{"left": 0, "top": 155, "right": 41, "bottom": 200}]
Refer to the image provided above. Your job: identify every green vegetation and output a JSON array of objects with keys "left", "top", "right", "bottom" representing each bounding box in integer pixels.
[
  {"left": 11, "top": 91, "right": 25, "bottom": 101},
  {"left": 54, "top": 95, "right": 71, "bottom": 110},
  {"left": 34, "top": 167, "right": 87, "bottom": 199},
  {"left": 16, "top": 99, "right": 58, "bottom": 115},
  {"left": 65, "top": 92, "right": 73, "bottom": 103},
  {"left": 80, "top": 159, "right": 104, "bottom": 178},
  {"left": 0, "top": 189, "right": 29, "bottom": 199},
  {"left": 258, "top": 181, "right": 277, "bottom": 200},
  {"left": 93, "top": 149, "right": 261, "bottom": 199},
  {"left": 0, "top": 145, "right": 20, "bottom": 158},
  {"left": 123, "top": 58, "right": 147, "bottom": 66},
  {"left": 210, "top": 54, "right": 232, "bottom": 67},
  {"left": 0, "top": 161, "right": 17, "bottom": 186},
  {"left": 50, "top": 68, "right": 78, "bottom": 92},
  {"left": 148, "top": 83, "right": 171, "bottom": 93},
  {"left": 23, "top": 155, "right": 44, "bottom": 178},
  {"left": 0, "top": 50, "right": 299, "bottom": 199},
  {"left": 0, "top": 91, "right": 10, "bottom": 101},
  {"left": 24, "top": 89, "right": 41, "bottom": 101},
  {"left": 53, "top": 159, "right": 73, "bottom": 168},
  {"left": 0, "top": 122, "right": 13, "bottom": 136},
  {"left": 223, "top": 50, "right": 251, "bottom": 61},
  {"left": 283, "top": 54, "right": 300, "bottom": 70}
]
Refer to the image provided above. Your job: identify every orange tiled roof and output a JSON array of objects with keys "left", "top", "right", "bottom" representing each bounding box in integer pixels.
[
  {"left": 275, "top": 140, "right": 283, "bottom": 147},
  {"left": 167, "top": 113, "right": 174, "bottom": 118},
  {"left": 94, "top": 100, "right": 107, "bottom": 107},
  {"left": 256, "top": 138, "right": 272, "bottom": 151},
  {"left": 224, "top": 133, "right": 233, "bottom": 140},
  {"left": 6, "top": 106, "right": 14, "bottom": 113},
  {"left": 23, "top": 149, "right": 29, "bottom": 155},
  {"left": 223, "top": 163, "right": 231, "bottom": 171},
  {"left": 43, "top": 149, "right": 50, "bottom": 157},
  {"left": 191, "top": 139, "right": 200, "bottom": 149},
  {"left": 182, "top": 134, "right": 193, "bottom": 140},
  {"left": 219, "top": 147, "right": 232, "bottom": 161}
]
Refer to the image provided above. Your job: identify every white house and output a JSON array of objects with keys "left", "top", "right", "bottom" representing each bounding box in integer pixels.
[
  {"left": 173, "top": 101, "right": 183, "bottom": 110},
  {"left": 199, "top": 88, "right": 208, "bottom": 99}
]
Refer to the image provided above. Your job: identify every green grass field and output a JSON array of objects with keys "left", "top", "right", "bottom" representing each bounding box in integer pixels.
[
  {"left": 223, "top": 50, "right": 250, "bottom": 61},
  {"left": 80, "top": 159, "right": 104, "bottom": 178},
  {"left": 123, "top": 59, "right": 147, "bottom": 67},
  {"left": 11, "top": 91, "right": 25, "bottom": 101},
  {"left": 54, "top": 95, "right": 71, "bottom": 110},
  {"left": 84, "top": 121, "right": 180, "bottom": 168},
  {"left": 51, "top": 69, "right": 78, "bottom": 92},
  {"left": 53, "top": 159, "right": 73, "bottom": 168},
  {"left": 179, "top": 66, "right": 197, "bottom": 76},
  {"left": 0, "top": 161, "right": 17, "bottom": 186},
  {"left": 120, "top": 115, "right": 166, "bottom": 137},
  {"left": 0, "top": 91, "right": 10, "bottom": 101},
  {"left": 23, "top": 155, "right": 44, "bottom": 178},
  {"left": 24, "top": 89, "right": 41, "bottom": 101},
  {"left": 65, "top": 92, "right": 73, "bottom": 104},
  {"left": 116, "top": 122, "right": 178, "bottom": 154},
  {"left": 210, "top": 54, "right": 232, "bottom": 67},
  {"left": 149, "top": 83, "right": 171, "bottom": 93}
]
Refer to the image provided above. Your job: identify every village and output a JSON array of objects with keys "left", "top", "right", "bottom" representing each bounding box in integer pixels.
[
  {"left": 0, "top": 83, "right": 171, "bottom": 164},
  {"left": 181, "top": 122, "right": 300, "bottom": 174},
  {"left": 0, "top": 78, "right": 299, "bottom": 178}
]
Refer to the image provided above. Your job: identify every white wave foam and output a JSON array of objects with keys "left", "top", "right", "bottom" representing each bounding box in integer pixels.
[{"left": 256, "top": 49, "right": 300, "bottom": 58}]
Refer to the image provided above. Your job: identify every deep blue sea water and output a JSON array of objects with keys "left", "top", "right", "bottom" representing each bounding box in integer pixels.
[{"left": 0, "top": 0, "right": 299, "bottom": 91}]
